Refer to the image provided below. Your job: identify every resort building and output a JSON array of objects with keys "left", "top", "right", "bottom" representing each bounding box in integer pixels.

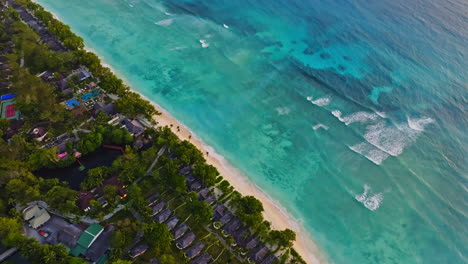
[
  {"left": 22, "top": 205, "right": 50, "bottom": 229},
  {"left": 77, "top": 70, "right": 91, "bottom": 82},
  {"left": 129, "top": 242, "right": 149, "bottom": 259},
  {"left": 92, "top": 102, "right": 116, "bottom": 117},
  {"left": 155, "top": 208, "right": 172, "bottom": 223},
  {"left": 190, "top": 253, "right": 212, "bottom": 264},
  {"left": 176, "top": 232, "right": 196, "bottom": 249},
  {"left": 185, "top": 242, "right": 205, "bottom": 259},
  {"left": 172, "top": 224, "right": 189, "bottom": 240},
  {"left": 70, "top": 223, "right": 104, "bottom": 257},
  {"left": 165, "top": 216, "right": 179, "bottom": 231}
]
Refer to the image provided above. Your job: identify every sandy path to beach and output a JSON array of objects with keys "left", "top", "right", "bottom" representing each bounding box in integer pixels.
[{"left": 153, "top": 109, "right": 325, "bottom": 264}]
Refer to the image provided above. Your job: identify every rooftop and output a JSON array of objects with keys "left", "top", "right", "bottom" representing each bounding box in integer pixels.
[{"left": 185, "top": 242, "right": 205, "bottom": 259}]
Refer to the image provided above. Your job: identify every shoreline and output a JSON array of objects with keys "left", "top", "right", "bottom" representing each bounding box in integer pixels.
[
  {"left": 77, "top": 21, "right": 325, "bottom": 264},
  {"left": 152, "top": 108, "right": 325, "bottom": 264}
]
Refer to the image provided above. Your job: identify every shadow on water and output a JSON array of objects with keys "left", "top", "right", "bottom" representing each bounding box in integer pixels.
[{"left": 35, "top": 148, "right": 123, "bottom": 190}]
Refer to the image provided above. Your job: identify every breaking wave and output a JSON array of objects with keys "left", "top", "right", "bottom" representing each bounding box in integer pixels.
[
  {"left": 155, "top": 18, "right": 173, "bottom": 26},
  {"left": 311, "top": 97, "right": 331, "bottom": 106},
  {"left": 276, "top": 107, "right": 291, "bottom": 115},
  {"left": 199, "top": 39, "right": 210, "bottom": 48},
  {"left": 355, "top": 184, "right": 383, "bottom": 211},
  {"left": 407, "top": 117, "right": 435, "bottom": 131},
  {"left": 331, "top": 110, "right": 379, "bottom": 125},
  {"left": 312, "top": 124, "right": 329, "bottom": 130},
  {"left": 349, "top": 142, "right": 389, "bottom": 165}
]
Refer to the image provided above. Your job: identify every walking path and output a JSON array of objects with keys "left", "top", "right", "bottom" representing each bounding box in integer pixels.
[{"left": 0, "top": 247, "right": 18, "bottom": 262}]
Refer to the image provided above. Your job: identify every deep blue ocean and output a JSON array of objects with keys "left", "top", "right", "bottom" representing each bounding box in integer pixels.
[{"left": 35, "top": 0, "right": 467, "bottom": 263}]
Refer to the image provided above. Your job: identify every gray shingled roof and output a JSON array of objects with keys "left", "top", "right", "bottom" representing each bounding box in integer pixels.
[
  {"left": 185, "top": 242, "right": 205, "bottom": 259},
  {"left": 176, "top": 232, "right": 195, "bottom": 249},
  {"left": 172, "top": 224, "right": 189, "bottom": 240}
]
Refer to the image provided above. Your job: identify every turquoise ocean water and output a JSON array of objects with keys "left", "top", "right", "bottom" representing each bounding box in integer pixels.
[{"left": 35, "top": 0, "right": 467, "bottom": 263}]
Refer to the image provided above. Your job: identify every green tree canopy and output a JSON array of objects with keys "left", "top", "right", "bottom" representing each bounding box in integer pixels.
[
  {"left": 143, "top": 222, "right": 173, "bottom": 255},
  {"left": 193, "top": 163, "right": 219, "bottom": 187},
  {"left": 186, "top": 192, "right": 213, "bottom": 225},
  {"left": 269, "top": 228, "right": 296, "bottom": 249}
]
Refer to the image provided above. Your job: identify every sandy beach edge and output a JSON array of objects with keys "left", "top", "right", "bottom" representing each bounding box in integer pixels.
[{"left": 38, "top": 5, "right": 327, "bottom": 260}]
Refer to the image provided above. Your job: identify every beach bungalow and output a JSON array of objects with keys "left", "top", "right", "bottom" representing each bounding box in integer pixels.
[
  {"left": 190, "top": 253, "right": 212, "bottom": 264},
  {"left": 70, "top": 223, "right": 104, "bottom": 257},
  {"left": 77, "top": 70, "right": 91, "bottom": 82},
  {"left": 179, "top": 165, "right": 193, "bottom": 175},
  {"left": 172, "top": 224, "right": 189, "bottom": 240},
  {"left": 233, "top": 227, "right": 251, "bottom": 246},
  {"left": 22, "top": 205, "right": 50, "bottom": 229},
  {"left": 155, "top": 208, "right": 172, "bottom": 223},
  {"left": 244, "top": 237, "right": 260, "bottom": 250},
  {"left": 218, "top": 211, "right": 234, "bottom": 226},
  {"left": 212, "top": 204, "right": 227, "bottom": 220},
  {"left": 260, "top": 254, "right": 279, "bottom": 264},
  {"left": 146, "top": 192, "right": 160, "bottom": 206},
  {"left": 248, "top": 245, "right": 269, "bottom": 263},
  {"left": 189, "top": 181, "right": 202, "bottom": 192},
  {"left": 165, "top": 216, "right": 179, "bottom": 231},
  {"left": 96, "top": 176, "right": 127, "bottom": 201},
  {"left": 122, "top": 118, "right": 145, "bottom": 136},
  {"left": 57, "top": 79, "right": 68, "bottom": 91},
  {"left": 176, "top": 232, "right": 196, "bottom": 249},
  {"left": 186, "top": 173, "right": 197, "bottom": 184},
  {"left": 204, "top": 195, "right": 216, "bottom": 205},
  {"left": 92, "top": 102, "right": 116, "bottom": 117},
  {"left": 77, "top": 191, "right": 94, "bottom": 212},
  {"left": 185, "top": 242, "right": 205, "bottom": 259},
  {"left": 222, "top": 218, "right": 242, "bottom": 235},
  {"left": 129, "top": 242, "right": 149, "bottom": 259},
  {"left": 151, "top": 200, "right": 166, "bottom": 216}
]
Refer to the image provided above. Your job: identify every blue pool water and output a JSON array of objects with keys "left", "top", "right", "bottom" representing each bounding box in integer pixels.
[
  {"left": 65, "top": 98, "right": 80, "bottom": 108},
  {"left": 35, "top": 0, "right": 467, "bottom": 263},
  {"left": 81, "top": 90, "right": 99, "bottom": 102}
]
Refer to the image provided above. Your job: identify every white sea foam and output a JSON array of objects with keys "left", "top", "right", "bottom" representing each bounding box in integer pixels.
[
  {"left": 223, "top": 24, "right": 229, "bottom": 29},
  {"left": 332, "top": 110, "right": 342, "bottom": 119},
  {"left": 407, "top": 117, "right": 435, "bottom": 131},
  {"left": 276, "top": 107, "right": 291, "bottom": 115},
  {"left": 170, "top": 46, "right": 187, "bottom": 51},
  {"left": 363, "top": 121, "right": 418, "bottom": 157},
  {"left": 343, "top": 111, "right": 379, "bottom": 125},
  {"left": 199, "top": 39, "right": 210, "bottom": 48},
  {"left": 331, "top": 110, "right": 379, "bottom": 125},
  {"left": 312, "top": 124, "right": 329, "bottom": 130},
  {"left": 349, "top": 142, "right": 389, "bottom": 165},
  {"left": 154, "top": 18, "right": 173, "bottom": 26},
  {"left": 164, "top": 12, "right": 172, "bottom": 16},
  {"left": 376, "top": 111, "right": 387, "bottom": 118},
  {"left": 311, "top": 97, "right": 331, "bottom": 106},
  {"left": 364, "top": 193, "right": 383, "bottom": 211},
  {"left": 355, "top": 184, "right": 370, "bottom": 202},
  {"left": 355, "top": 184, "right": 383, "bottom": 211}
]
